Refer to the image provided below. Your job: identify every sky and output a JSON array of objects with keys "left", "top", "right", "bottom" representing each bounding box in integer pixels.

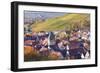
[{"left": 24, "top": 10, "right": 67, "bottom": 24}]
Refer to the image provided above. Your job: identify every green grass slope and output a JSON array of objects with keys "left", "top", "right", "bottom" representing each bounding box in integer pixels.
[{"left": 31, "top": 13, "right": 90, "bottom": 32}]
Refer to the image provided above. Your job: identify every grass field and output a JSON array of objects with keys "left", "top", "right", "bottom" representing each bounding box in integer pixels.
[{"left": 31, "top": 13, "right": 90, "bottom": 32}]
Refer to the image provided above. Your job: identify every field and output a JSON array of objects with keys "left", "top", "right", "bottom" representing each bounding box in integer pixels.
[{"left": 31, "top": 13, "right": 90, "bottom": 32}]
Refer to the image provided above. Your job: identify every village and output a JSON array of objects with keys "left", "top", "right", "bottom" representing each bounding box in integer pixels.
[{"left": 24, "top": 28, "right": 90, "bottom": 61}]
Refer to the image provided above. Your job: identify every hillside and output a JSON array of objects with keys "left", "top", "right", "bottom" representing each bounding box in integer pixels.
[{"left": 31, "top": 13, "right": 90, "bottom": 32}]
